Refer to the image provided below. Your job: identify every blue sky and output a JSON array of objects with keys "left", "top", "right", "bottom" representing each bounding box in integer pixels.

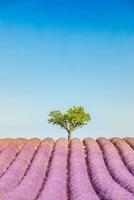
[{"left": 0, "top": 0, "right": 134, "bottom": 139}]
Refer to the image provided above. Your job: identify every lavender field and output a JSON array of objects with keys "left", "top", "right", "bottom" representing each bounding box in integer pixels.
[{"left": 0, "top": 137, "right": 134, "bottom": 200}]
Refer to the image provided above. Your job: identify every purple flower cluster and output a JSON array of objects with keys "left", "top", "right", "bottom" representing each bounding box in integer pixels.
[
  {"left": 97, "top": 137, "right": 134, "bottom": 195},
  {"left": 84, "top": 137, "right": 134, "bottom": 200},
  {"left": 0, "top": 138, "right": 40, "bottom": 193},
  {"left": 1, "top": 138, "right": 54, "bottom": 200},
  {"left": 69, "top": 138, "right": 99, "bottom": 200},
  {"left": 38, "top": 138, "right": 67, "bottom": 200}
]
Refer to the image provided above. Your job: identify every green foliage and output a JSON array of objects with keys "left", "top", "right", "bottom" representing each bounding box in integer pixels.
[{"left": 48, "top": 106, "right": 91, "bottom": 140}]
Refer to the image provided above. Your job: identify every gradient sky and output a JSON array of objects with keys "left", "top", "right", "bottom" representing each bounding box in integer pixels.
[{"left": 0, "top": 0, "right": 134, "bottom": 139}]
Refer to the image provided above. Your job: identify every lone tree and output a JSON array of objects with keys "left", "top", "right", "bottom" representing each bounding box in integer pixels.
[{"left": 48, "top": 106, "right": 91, "bottom": 142}]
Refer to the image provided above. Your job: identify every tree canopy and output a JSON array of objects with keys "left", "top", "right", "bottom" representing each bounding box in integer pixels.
[{"left": 48, "top": 106, "right": 91, "bottom": 141}]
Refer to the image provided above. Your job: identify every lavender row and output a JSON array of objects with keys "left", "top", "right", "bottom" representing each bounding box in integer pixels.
[
  {"left": 97, "top": 137, "right": 134, "bottom": 195},
  {"left": 124, "top": 137, "right": 134, "bottom": 150},
  {"left": 0, "top": 139, "right": 26, "bottom": 177},
  {"left": 111, "top": 138, "right": 134, "bottom": 176},
  {"left": 84, "top": 138, "right": 134, "bottom": 200},
  {"left": 0, "top": 138, "right": 40, "bottom": 194},
  {"left": 0, "top": 139, "right": 13, "bottom": 152},
  {"left": 38, "top": 138, "right": 68, "bottom": 200},
  {"left": 69, "top": 138, "right": 99, "bottom": 200},
  {"left": 1, "top": 138, "right": 54, "bottom": 200}
]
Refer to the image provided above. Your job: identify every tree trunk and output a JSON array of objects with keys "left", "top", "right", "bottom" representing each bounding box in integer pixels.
[{"left": 68, "top": 131, "right": 72, "bottom": 142}]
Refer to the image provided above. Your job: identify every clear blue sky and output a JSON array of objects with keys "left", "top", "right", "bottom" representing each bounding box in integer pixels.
[{"left": 0, "top": 0, "right": 134, "bottom": 139}]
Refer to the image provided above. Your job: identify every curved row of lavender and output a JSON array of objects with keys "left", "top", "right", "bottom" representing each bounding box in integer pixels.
[
  {"left": 38, "top": 138, "right": 68, "bottom": 200},
  {"left": 84, "top": 138, "right": 134, "bottom": 200},
  {"left": 111, "top": 137, "right": 134, "bottom": 176},
  {"left": 69, "top": 138, "right": 99, "bottom": 200},
  {"left": 0, "top": 139, "right": 13, "bottom": 152},
  {"left": 0, "top": 139, "right": 26, "bottom": 177},
  {"left": 0, "top": 137, "right": 133, "bottom": 200},
  {"left": 97, "top": 137, "right": 134, "bottom": 194},
  {"left": 1, "top": 138, "right": 54, "bottom": 200},
  {"left": 0, "top": 138, "right": 40, "bottom": 193}
]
